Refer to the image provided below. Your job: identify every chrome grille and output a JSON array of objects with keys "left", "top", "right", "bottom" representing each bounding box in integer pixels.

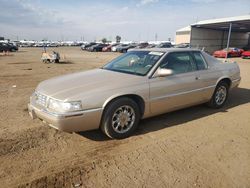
[{"left": 34, "top": 92, "right": 47, "bottom": 107}]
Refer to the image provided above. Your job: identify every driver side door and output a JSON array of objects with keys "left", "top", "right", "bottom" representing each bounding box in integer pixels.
[{"left": 149, "top": 52, "right": 205, "bottom": 116}]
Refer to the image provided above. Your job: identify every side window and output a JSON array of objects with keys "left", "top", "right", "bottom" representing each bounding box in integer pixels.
[
  {"left": 160, "top": 52, "right": 196, "bottom": 74},
  {"left": 193, "top": 52, "right": 208, "bottom": 70}
]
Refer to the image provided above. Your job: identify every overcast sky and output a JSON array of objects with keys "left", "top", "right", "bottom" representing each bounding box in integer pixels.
[{"left": 0, "top": 0, "right": 250, "bottom": 41}]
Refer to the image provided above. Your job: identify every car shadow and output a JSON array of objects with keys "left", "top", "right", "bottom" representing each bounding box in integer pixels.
[{"left": 78, "top": 87, "right": 250, "bottom": 141}]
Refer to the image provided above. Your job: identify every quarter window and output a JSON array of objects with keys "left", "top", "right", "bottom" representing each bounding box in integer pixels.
[
  {"left": 193, "top": 52, "right": 208, "bottom": 70},
  {"left": 159, "top": 52, "right": 196, "bottom": 74}
]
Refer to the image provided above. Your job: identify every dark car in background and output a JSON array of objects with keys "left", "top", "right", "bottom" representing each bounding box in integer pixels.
[
  {"left": 0, "top": 43, "right": 18, "bottom": 52},
  {"left": 156, "top": 42, "right": 173, "bottom": 48},
  {"left": 0, "top": 43, "right": 9, "bottom": 52},
  {"left": 9, "top": 43, "right": 18, "bottom": 51},
  {"left": 135, "top": 42, "right": 149, "bottom": 49},
  {"left": 88, "top": 43, "right": 109, "bottom": 52},
  {"left": 116, "top": 44, "right": 137, "bottom": 53}
]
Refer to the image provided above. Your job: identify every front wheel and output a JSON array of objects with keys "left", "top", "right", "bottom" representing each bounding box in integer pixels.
[
  {"left": 101, "top": 98, "right": 141, "bottom": 139},
  {"left": 207, "top": 81, "right": 229, "bottom": 108}
]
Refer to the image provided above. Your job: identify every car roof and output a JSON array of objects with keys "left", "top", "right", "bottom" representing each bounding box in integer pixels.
[{"left": 129, "top": 48, "right": 202, "bottom": 53}]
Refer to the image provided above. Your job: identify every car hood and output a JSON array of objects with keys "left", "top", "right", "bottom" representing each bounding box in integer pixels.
[
  {"left": 214, "top": 50, "right": 226, "bottom": 54},
  {"left": 36, "top": 69, "right": 147, "bottom": 101}
]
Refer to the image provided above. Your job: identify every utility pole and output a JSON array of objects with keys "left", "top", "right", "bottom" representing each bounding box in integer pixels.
[
  {"left": 155, "top": 33, "right": 158, "bottom": 41},
  {"left": 225, "top": 23, "right": 232, "bottom": 60}
]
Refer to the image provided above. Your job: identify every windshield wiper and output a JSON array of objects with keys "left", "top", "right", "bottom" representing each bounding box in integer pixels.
[{"left": 105, "top": 68, "right": 143, "bottom": 76}]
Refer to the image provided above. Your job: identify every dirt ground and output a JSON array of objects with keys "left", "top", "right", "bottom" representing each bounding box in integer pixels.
[{"left": 0, "top": 47, "right": 249, "bottom": 188}]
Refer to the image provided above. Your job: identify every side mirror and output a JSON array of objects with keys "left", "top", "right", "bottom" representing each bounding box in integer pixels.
[{"left": 155, "top": 68, "right": 173, "bottom": 77}]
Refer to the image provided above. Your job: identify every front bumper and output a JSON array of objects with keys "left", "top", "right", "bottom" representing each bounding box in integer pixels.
[{"left": 28, "top": 103, "right": 103, "bottom": 132}]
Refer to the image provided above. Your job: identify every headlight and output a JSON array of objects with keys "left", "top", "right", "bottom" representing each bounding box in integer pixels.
[{"left": 48, "top": 98, "right": 82, "bottom": 113}]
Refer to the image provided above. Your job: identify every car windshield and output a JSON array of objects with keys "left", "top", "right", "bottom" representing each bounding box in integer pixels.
[{"left": 103, "top": 51, "right": 164, "bottom": 76}]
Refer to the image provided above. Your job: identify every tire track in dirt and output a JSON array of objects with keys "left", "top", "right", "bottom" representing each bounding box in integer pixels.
[
  {"left": 0, "top": 126, "right": 69, "bottom": 157},
  {"left": 15, "top": 140, "right": 186, "bottom": 188},
  {"left": 17, "top": 128, "right": 242, "bottom": 188},
  {"left": 0, "top": 127, "right": 49, "bottom": 156}
]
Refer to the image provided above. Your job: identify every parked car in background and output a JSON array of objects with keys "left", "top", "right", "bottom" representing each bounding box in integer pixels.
[
  {"left": 135, "top": 42, "right": 149, "bottom": 49},
  {"left": 175, "top": 43, "right": 190, "bottom": 48},
  {"left": 0, "top": 43, "right": 18, "bottom": 52},
  {"left": 242, "top": 51, "right": 250, "bottom": 59},
  {"left": 156, "top": 42, "right": 173, "bottom": 48},
  {"left": 0, "top": 43, "right": 10, "bottom": 52},
  {"left": 102, "top": 44, "right": 119, "bottom": 52},
  {"left": 81, "top": 42, "right": 97, "bottom": 50},
  {"left": 146, "top": 44, "right": 157, "bottom": 48},
  {"left": 28, "top": 48, "right": 241, "bottom": 139},
  {"left": 111, "top": 44, "right": 127, "bottom": 52},
  {"left": 8, "top": 43, "right": 18, "bottom": 51},
  {"left": 47, "top": 43, "right": 59, "bottom": 47},
  {"left": 213, "top": 47, "right": 244, "bottom": 58},
  {"left": 88, "top": 43, "right": 109, "bottom": 52},
  {"left": 19, "top": 43, "right": 32, "bottom": 47},
  {"left": 34, "top": 43, "right": 44, "bottom": 47},
  {"left": 116, "top": 44, "right": 137, "bottom": 53}
]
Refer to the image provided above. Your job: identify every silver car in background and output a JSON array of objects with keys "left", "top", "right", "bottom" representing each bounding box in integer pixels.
[{"left": 28, "top": 48, "right": 241, "bottom": 138}]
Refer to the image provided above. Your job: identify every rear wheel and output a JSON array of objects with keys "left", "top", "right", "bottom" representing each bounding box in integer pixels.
[
  {"left": 207, "top": 81, "right": 229, "bottom": 108},
  {"left": 101, "top": 98, "right": 140, "bottom": 139}
]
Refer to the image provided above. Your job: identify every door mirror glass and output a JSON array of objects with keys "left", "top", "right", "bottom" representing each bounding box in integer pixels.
[{"left": 155, "top": 68, "right": 173, "bottom": 77}]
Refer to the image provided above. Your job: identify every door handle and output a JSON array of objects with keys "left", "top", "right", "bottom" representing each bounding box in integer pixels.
[{"left": 195, "top": 76, "right": 201, "bottom": 80}]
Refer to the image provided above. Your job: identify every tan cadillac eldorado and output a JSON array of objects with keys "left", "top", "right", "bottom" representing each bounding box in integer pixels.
[{"left": 28, "top": 48, "right": 241, "bottom": 138}]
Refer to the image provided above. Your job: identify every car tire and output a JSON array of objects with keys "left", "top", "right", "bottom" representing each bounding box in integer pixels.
[
  {"left": 207, "top": 81, "right": 229, "bottom": 108},
  {"left": 101, "top": 98, "right": 141, "bottom": 139}
]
